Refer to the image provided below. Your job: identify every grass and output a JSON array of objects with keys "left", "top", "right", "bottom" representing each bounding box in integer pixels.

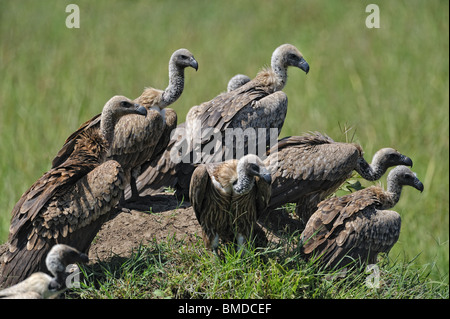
[
  {"left": 66, "top": 235, "right": 448, "bottom": 299},
  {"left": 0, "top": 0, "right": 448, "bottom": 293}
]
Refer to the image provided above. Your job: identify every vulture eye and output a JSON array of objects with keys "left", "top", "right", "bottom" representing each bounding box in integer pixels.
[
  {"left": 180, "top": 55, "right": 188, "bottom": 60},
  {"left": 250, "top": 164, "right": 259, "bottom": 172},
  {"left": 120, "top": 101, "right": 131, "bottom": 108}
]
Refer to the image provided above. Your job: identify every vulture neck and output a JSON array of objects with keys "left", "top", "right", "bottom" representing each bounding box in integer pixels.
[
  {"left": 99, "top": 109, "right": 118, "bottom": 148},
  {"left": 46, "top": 253, "right": 66, "bottom": 279},
  {"left": 160, "top": 62, "right": 185, "bottom": 108},
  {"left": 384, "top": 176, "right": 404, "bottom": 209},
  {"left": 355, "top": 156, "right": 387, "bottom": 181},
  {"left": 270, "top": 51, "right": 288, "bottom": 91}
]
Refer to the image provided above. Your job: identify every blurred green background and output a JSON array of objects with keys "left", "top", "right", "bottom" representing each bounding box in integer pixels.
[{"left": 0, "top": 0, "right": 448, "bottom": 282}]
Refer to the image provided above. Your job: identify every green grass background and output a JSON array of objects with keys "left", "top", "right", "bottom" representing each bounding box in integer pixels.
[{"left": 0, "top": 0, "right": 448, "bottom": 283}]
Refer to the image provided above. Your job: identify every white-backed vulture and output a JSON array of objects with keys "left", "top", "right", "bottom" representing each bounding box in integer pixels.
[
  {"left": 131, "top": 74, "right": 252, "bottom": 200},
  {"left": 0, "top": 244, "right": 88, "bottom": 299},
  {"left": 189, "top": 154, "right": 272, "bottom": 252},
  {"left": 263, "top": 132, "right": 413, "bottom": 227},
  {"left": 193, "top": 43, "right": 309, "bottom": 163},
  {"left": 136, "top": 44, "right": 309, "bottom": 201},
  {"left": 52, "top": 49, "right": 198, "bottom": 204},
  {"left": 0, "top": 96, "right": 147, "bottom": 287},
  {"left": 300, "top": 165, "right": 424, "bottom": 269}
]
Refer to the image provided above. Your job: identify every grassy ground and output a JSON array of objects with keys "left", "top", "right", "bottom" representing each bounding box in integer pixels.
[
  {"left": 0, "top": 0, "right": 448, "bottom": 291},
  {"left": 66, "top": 236, "right": 448, "bottom": 299}
]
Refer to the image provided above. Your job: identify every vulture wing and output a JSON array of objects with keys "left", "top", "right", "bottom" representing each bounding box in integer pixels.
[
  {"left": 189, "top": 164, "right": 212, "bottom": 222},
  {"left": 300, "top": 186, "right": 400, "bottom": 268},
  {"left": 267, "top": 133, "right": 360, "bottom": 210}
]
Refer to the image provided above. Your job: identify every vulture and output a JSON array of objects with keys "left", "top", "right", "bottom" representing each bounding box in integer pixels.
[
  {"left": 264, "top": 132, "right": 413, "bottom": 227},
  {"left": 300, "top": 165, "right": 424, "bottom": 269},
  {"left": 0, "top": 244, "right": 88, "bottom": 299},
  {"left": 189, "top": 154, "right": 272, "bottom": 252},
  {"left": 131, "top": 74, "right": 252, "bottom": 200},
  {"left": 136, "top": 43, "right": 309, "bottom": 200},
  {"left": 0, "top": 96, "right": 147, "bottom": 287},
  {"left": 52, "top": 48, "right": 198, "bottom": 204},
  {"left": 192, "top": 43, "right": 309, "bottom": 163}
]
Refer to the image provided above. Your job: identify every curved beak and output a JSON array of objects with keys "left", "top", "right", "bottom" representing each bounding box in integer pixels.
[
  {"left": 135, "top": 104, "right": 148, "bottom": 117},
  {"left": 190, "top": 57, "right": 199, "bottom": 71},
  {"left": 298, "top": 57, "right": 309, "bottom": 74},
  {"left": 260, "top": 171, "right": 272, "bottom": 185},
  {"left": 414, "top": 178, "right": 424, "bottom": 193},
  {"left": 401, "top": 155, "right": 413, "bottom": 167}
]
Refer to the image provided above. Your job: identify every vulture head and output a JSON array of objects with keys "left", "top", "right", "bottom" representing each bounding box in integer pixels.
[
  {"left": 106, "top": 95, "right": 147, "bottom": 119},
  {"left": 234, "top": 154, "right": 272, "bottom": 195},
  {"left": 356, "top": 147, "right": 413, "bottom": 181},
  {"left": 100, "top": 95, "right": 147, "bottom": 141},
  {"left": 388, "top": 165, "right": 424, "bottom": 193},
  {"left": 171, "top": 48, "right": 199, "bottom": 71},
  {"left": 272, "top": 44, "right": 309, "bottom": 74},
  {"left": 108, "top": 95, "right": 147, "bottom": 118},
  {"left": 372, "top": 148, "right": 413, "bottom": 168}
]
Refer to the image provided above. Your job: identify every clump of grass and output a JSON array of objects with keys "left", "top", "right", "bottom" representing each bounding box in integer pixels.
[
  {"left": 68, "top": 239, "right": 175, "bottom": 299},
  {"left": 67, "top": 235, "right": 448, "bottom": 299}
]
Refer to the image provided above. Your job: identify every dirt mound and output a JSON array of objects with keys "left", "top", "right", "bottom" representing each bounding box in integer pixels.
[
  {"left": 0, "top": 192, "right": 302, "bottom": 272},
  {"left": 88, "top": 193, "right": 202, "bottom": 261}
]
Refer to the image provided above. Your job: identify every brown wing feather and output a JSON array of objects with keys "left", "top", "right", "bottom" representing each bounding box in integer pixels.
[
  {"left": 107, "top": 109, "right": 164, "bottom": 172},
  {"left": 267, "top": 133, "right": 360, "bottom": 212},
  {"left": 189, "top": 164, "right": 211, "bottom": 222},
  {"left": 51, "top": 114, "right": 101, "bottom": 167},
  {"left": 300, "top": 186, "right": 397, "bottom": 268},
  {"left": 52, "top": 88, "right": 167, "bottom": 175},
  {"left": 133, "top": 70, "right": 284, "bottom": 200},
  {"left": 198, "top": 78, "right": 272, "bottom": 133},
  {"left": 1, "top": 127, "right": 121, "bottom": 287},
  {"left": 10, "top": 129, "right": 106, "bottom": 238},
  {"left": 1, "top": 160, "right": 124, "bottom": 287},
  {"left": 126, "top": 108, "right": 178, "bottom": 199},
  {"left": 255, "top": 176, "right": 271, "bottom": 218}
]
